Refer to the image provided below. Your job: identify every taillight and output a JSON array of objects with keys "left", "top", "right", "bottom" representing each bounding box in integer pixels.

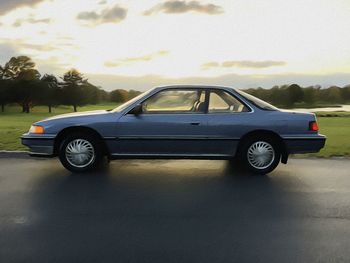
[{"left": 309, "top": 121, "right": 318, "bottom": 132}]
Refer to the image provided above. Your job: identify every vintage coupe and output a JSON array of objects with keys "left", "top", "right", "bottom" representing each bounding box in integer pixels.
[{"left": 21, "top": 85, "right": 326, "bottom": 174}]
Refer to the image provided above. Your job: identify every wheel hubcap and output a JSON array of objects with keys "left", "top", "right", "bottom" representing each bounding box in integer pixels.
[
  {"left": 247, "top": 141, "right": 275, "bottom": 170},
  {"left": 65, "top": 139, "right": 95, "bottom": 168}
]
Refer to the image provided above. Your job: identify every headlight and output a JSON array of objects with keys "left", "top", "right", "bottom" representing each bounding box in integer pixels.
[{"left": 29, "top": 125, "right": 45, "bottom": 134}]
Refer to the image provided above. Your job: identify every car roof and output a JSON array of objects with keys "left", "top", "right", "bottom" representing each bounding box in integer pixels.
[{"left": 155, "top": 85, "right": 236, "bottom": 90}]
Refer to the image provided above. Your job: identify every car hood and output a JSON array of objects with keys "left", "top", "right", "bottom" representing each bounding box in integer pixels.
[{"left": 40, "top": 110, "right": 110, "bottom": 122}]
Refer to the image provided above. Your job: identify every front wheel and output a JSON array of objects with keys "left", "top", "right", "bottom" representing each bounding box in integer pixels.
[
  {"left": 238, "top": 138, "right": 281, "bottom": 174},
  {"left": 58, "top": 134, "right": 103, "bottom": 173}
]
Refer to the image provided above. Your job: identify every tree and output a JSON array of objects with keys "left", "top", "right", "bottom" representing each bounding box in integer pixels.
[
  {"left": 0, "top": 80, "right": 10, "bottom": 112},
  {"left": 0, "top": 65, "right": 10, "bottom": 112},
  {"left": 61, "top": 69, "right": 87, "bottom": 112},
  {"left": 128, "top": 89, "right": 142, "bottom": 99},
  {"left": 341, "top": 85, "right": 350, "bottom": 103},
  {"left": 14, "top": 68, "right": 42, "bottom": 113},
  {"left": 303, "top": 86, "right": 317, "bottom": 105},
  {"left": 326, "top": 86, "right": 342, "bottom": 103},
  {"left": 2, "top": 56, "right": 40, "bottom": 113},
  {"left": 2, "top": 56, "right": 36, "bottom": 80},
  {"left": 286, "top": 84, "right": 303, "bottom": 107},
  {"left": 82, "top": 81, "right": 102, "bottom": 105},
  {"left": 269, "top": 86, "right": 281, "bottom": 106},
  {"left": 40, "top": 74, "right": 61, "bottom": 113},
  {"left": 110, "top": 89, "right": 129, "bottom": 103},
  {"left": 98, "top": 88, "right": 109, "bottom": 102}
]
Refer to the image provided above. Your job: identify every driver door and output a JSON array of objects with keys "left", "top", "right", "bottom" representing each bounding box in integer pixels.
[{"left": 111, "top": 88, "right": 210, "bottom": 156}]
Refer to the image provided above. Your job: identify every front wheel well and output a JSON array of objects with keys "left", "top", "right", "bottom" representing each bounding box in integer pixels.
[
  {"left": 53, "top": 126, "right": 109, "bottom": 156},
  {"left": 237, "top": 130, "right": 288, "bottom": 164}
]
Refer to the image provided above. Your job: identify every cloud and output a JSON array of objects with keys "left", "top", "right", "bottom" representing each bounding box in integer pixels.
[
  {"left": 13, "top": 17, "right": 50, "bottom": 27},
  {"left": 77, "top": 4, "right": 127, "bottom": 25},
  {"left": 0, "top": 43, "right": 18, "bottom": 65},
  {"left": 19, "top": 43, "right": 58, "bottom": 51},
  {"left": 77, "top": 11, "right": 99, "bottom": 21},
  {"left": 143, "top": 0, "right": 223, "bottom": 16},
  {"left": 35, "top": 57, "right": 71, "bottom": 75},
  {"left": 202, "top": 60, "right": 287, "bottom": 70},
  {"left": 201, "top": 61, "right": 220, "bottom": 69},
  {"left": 0, "top": 0, "right": 45, "bottom": 15},
  {"left": 104, "top": 50, "right": 170, "bottom": 67},
  {"left": 0, "top": 38, "right": 59, "bottom": 54},
  {"left": 222, "top": 60, "right": 287, "bottom": 68}
]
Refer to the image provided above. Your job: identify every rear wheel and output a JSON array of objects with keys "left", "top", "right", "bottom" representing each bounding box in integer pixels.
[
  {"left": 238, "top": 137, "right": 281, "bottom": 174},
  {"left": 58, "top": 133, "right": 103, "bottom": 173}
]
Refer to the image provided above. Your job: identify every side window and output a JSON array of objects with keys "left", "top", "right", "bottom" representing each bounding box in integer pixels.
[
  {"left": 143, "top": 89, "right": 206, "bottom": 113},
  {"left": 208, "top": 90, "right": 248, "bottom": 113}
]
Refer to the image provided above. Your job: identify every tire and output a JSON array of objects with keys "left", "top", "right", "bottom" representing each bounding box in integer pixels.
[
  {"left": 238, "top": 136, "right": 281, "bottom": 175},
  {"left": 58, "top": 133, "right": 103, "bottom": 173}
]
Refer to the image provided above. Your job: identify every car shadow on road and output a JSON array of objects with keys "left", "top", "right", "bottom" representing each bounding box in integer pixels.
[{"left": 10, "top": 159, "right": 315, "bottom": 262}]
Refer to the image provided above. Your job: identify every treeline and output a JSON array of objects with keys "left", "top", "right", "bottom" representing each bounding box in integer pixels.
[
  {"left": 0, "top": 56, "right": 141, "bottom": 113},
  {"left": 2, "top": 56, "right": 350, "bottom": 113},
  {"left": 246, "top": 84, "right": 350, "bottom": 108}
]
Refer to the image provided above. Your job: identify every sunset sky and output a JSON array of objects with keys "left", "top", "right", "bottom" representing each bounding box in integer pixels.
[{"left": 0, "top": 0, "right": 350, "bottom": 91}]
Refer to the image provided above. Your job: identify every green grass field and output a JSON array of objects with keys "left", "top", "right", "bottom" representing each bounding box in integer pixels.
[
  {"left": 0, "top": 104, "right": 117, "bottom": 151},
  {"left": 307, "top": 117, "right": 350, "bottom": 157},
  {"left": 0, "top": 105, "right": 349, "bottom": 157}
]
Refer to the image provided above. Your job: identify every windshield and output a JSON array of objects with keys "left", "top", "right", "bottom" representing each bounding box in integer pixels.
[
  {"left": 235, "top": 89, "right": 278, "bottom": 111},
  {"left": 112, "top": 89, "right": 151, "bottom": 112}
]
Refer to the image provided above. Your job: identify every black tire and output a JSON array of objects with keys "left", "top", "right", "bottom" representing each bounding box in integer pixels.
[
  {"left": 58, "top": 133, "right": 103, "bottom": 173},
  {"left": 237, "top": 136, "right": 281, "bottom": 175}
]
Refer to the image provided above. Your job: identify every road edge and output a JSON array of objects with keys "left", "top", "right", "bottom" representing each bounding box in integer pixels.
[
  {"left": 0, "top": 151, "right": 32, "bottom": 159},
  {"left": 1, "top": 150, "right": 349, "bottom": 160}
]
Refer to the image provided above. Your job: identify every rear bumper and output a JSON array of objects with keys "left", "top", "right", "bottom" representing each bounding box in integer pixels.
[
  {"left": 283, "top": 134, "right": 326, "bottom": 154},
  {"left": 21, "top": 133, "right": 56, "bottom": 157}
]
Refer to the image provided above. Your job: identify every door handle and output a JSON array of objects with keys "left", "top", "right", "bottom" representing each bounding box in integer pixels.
[{"left": 190, "top": 122, "right": 200, "bottom": 125}]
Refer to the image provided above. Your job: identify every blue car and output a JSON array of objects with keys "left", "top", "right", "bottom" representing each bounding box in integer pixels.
[{"left": 21, "top": 85, "right": 326, "bottom": 174}]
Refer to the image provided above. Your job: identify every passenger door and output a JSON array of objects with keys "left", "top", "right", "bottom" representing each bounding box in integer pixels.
[
  {"left": 205, "top": 89, "right": 252, "bottom": 156},
  {"left": 110, "top": 89, "right": 211, "bottom": 156}
]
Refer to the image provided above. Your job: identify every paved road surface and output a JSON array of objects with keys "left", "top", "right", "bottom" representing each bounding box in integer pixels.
[{"left": 1, "top": 157, "right": 350, "bottom": 262}]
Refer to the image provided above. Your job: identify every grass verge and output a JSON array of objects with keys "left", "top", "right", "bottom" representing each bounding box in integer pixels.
[{"left": 0, "top": 104, "right": 116, "bottom": 151}]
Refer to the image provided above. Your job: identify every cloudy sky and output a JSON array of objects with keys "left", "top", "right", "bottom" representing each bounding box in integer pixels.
[{"left": 0, "top": 0, "right": 350, "bottom": 91}]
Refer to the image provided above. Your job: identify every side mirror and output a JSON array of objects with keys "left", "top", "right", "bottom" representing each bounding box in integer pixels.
[{"left": 129, "top": 104, "right": 143, "bottom": 115}]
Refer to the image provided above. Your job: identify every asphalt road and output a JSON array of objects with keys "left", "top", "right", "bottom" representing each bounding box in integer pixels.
[{"left": 1, "top": 157, "right": 350, "bottom": 263}]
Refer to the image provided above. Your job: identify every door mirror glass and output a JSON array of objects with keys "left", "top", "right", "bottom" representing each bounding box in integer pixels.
[{"left": 129, "top": 104, "right": 143, "bottom": 115}]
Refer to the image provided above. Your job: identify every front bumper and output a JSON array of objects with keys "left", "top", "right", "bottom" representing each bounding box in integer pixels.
[
  {"left": 283, "top": 134, "right": 326, "bottom": 154},
  {"left": 21, "top": 133, "right": 56, "bottom": 157}
]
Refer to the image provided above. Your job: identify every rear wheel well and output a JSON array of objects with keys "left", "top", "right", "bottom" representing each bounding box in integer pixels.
[
  {"left": 237, "top": 130, "right": 288, "bottom": 163},
  {"left": 54, "top": 126, "right": 109, "bottom": 156}
]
